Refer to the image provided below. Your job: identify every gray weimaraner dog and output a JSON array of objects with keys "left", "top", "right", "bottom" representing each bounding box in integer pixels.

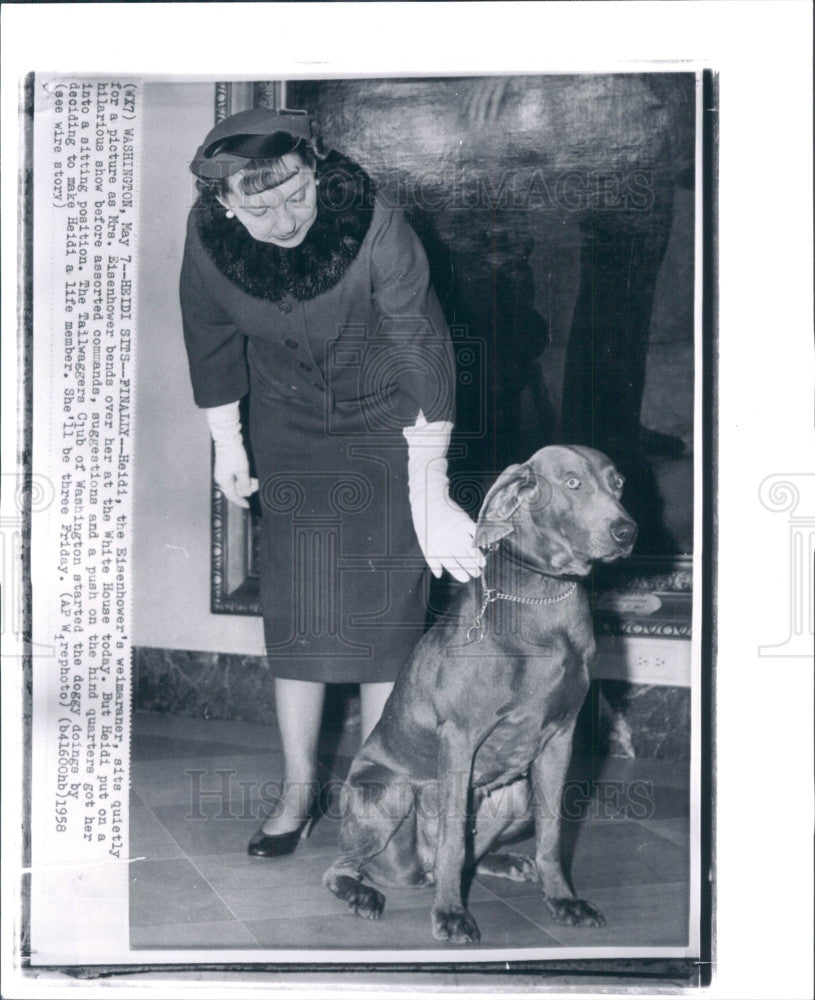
[{"left": 323, "top": 445, "right": 637, "bottom": 943}]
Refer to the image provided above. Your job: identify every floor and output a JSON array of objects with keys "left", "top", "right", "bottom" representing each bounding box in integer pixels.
[{"left": 130, "top": 710, "right": 691, "bottom": 953}]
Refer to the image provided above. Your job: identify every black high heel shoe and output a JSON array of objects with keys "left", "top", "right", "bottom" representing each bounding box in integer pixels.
[{"left": 247, "top": 814, "right": 315, "bottom": 858}]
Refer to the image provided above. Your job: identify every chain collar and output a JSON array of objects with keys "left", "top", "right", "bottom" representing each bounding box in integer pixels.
[{"left": 465, "top": 574, "right": 577, "bottom": 644}]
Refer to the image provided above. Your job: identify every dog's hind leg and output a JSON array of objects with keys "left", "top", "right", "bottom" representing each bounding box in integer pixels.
[
  {"left": 473, "top": 779, "right": 538, "bottom": 883},
  {"left": 323, "top": 759, "right": 415, "bottom": 919}
]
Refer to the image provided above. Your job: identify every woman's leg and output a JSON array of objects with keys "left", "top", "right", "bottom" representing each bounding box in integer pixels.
[
  {"left": 261, "top": 676, "right": 326, "bottom": 835},
  {"left": 360, "top": 681, "right": 394, "bottom": 744}
]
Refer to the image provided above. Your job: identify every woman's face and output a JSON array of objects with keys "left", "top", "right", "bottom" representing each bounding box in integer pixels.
[{"left": 217, "top": 153, "right": 318, "bottom": 247}]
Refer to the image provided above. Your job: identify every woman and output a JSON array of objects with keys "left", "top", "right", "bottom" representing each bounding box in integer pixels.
[{"left": 180, "top": 108, "right": 484, "bottom": 857}]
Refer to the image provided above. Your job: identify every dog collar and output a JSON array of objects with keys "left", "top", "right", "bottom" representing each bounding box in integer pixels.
[{"left": 465, "top": 576, "right": 577, "bottom": 644}]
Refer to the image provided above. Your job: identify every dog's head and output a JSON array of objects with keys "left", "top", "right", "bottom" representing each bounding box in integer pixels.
[{"left": 474, "top": 445, "right": 637, "bottom": 576}]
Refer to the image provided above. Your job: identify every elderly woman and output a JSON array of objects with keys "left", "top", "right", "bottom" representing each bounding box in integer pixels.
[{"left": 180, "top": 108, "right": 483, "bottom": 857}]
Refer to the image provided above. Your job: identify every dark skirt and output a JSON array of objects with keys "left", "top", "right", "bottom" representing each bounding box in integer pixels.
[{"left": 249, "top": 380, "right": 429, "bottom": 684}]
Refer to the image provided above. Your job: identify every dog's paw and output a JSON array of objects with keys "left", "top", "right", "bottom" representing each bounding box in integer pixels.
[
  {"left": 545, "top": 896, "right": 606, "bottom": 927},
  {"left": 477, "top": 852, "right": 538, "bottom": 882},
  {"left": 431, "top": 904, "right": 481, "bottom": 944},
  {"left": 343, "top": 880, "right": 386, "bottom": 920}
]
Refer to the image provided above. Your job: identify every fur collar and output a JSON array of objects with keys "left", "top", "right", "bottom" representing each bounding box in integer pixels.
[{"left": 195, "top": 152, "right": 376, "bottom": 302}]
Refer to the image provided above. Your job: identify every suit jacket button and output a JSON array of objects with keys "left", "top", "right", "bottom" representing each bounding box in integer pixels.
[
  {"left": 284, "top": 338, "right": 299, "bottom": 349},
  {"left": 279, "top": 300, "right": 293, "bottom": 314}
]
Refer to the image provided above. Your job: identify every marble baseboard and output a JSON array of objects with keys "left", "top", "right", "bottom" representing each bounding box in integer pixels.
[
  {"left": 593, "top": 680, "right": 690, "bottom": 761},
  {"left": 133, "top": 647, "right": 690, "bottom": 760},
  {"left": 132, "top": 647, "right": 354, "bottom": 730}
]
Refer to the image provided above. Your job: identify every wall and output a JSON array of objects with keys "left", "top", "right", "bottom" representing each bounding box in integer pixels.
[
  {"left": 131, "top": 82, "right": 263, "bottom": 655},
  {"left": 132, "top": 75, "right": 695, "bottom": 656}
]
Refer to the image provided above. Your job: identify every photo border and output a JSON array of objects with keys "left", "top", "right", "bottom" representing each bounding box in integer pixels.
[{"left": 3, "top": 3, "right": 812, "bottom": 997}]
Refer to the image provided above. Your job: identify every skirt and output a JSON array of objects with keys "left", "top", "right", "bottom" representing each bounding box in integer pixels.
[{"left": 249, "top": 382, "right": 429, "bottom": 684}]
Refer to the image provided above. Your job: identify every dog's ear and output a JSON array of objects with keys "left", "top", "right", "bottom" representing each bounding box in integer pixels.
[{"left": 475, "top": 463, "right": 539, "bottom": 549}]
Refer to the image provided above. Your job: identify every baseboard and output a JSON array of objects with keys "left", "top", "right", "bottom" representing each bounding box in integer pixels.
[{"left": 133, "top": 640, "right": 692, "bottom": 760}]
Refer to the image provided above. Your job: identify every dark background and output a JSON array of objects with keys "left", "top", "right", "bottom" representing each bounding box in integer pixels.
[{"left": 290, "top": 74, "right": 696, "bottom": 554}]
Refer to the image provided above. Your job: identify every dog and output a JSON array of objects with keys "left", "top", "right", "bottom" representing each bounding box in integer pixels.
[{"left": 323, "top": 445, "right": 637, "bottom": 944}]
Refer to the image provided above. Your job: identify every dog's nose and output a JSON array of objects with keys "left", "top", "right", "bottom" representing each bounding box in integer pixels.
[{"left": 610, "top": 518, "right": 637, "bottom": 547}]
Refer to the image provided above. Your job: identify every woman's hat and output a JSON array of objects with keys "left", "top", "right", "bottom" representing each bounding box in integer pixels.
[{"left": 190, "top": 108, "right": 312, "bottom": 179}]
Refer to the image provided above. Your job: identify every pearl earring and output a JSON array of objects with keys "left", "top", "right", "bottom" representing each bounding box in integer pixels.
[{"left": 225, "top": 208, "right": 235, "bottom": 219}]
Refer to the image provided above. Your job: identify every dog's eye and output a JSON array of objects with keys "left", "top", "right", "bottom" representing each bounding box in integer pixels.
[
  {"left": 565, "top": 477, "right": 581, "bottom": 490},
  {"left": 613, "top": 475, "right": 624, "bottom": 491}
]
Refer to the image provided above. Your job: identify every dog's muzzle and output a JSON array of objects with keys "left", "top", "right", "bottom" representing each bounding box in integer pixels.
[
  {"left": 609, "top": 518, "right": 637, "bottom": 548},
  {"left": 600, "top": 517, "right": 638, "bottom": 561}
]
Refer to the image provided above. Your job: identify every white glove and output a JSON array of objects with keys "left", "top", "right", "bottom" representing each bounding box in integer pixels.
[
  {"left": 205, "top": 401, "right": 258, "bottom": 509},
  {"left": 403, "top": 412, "right": 485, "bottom": 583}
]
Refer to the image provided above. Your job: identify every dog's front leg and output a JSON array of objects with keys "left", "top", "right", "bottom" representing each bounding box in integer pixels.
[
  {"left": 430, "top": 721, "right": 480, "bottom": 944},
  {"left": 531, "top": 722, "right": 605, "bottom": 927}
]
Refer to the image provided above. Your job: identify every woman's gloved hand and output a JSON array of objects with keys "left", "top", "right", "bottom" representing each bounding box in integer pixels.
[
  {"left": 403, "top": 413, "right": 486, "bottom": 583},
  {"left": 205, "top": 401, "right": 259, "bottom": 509}
]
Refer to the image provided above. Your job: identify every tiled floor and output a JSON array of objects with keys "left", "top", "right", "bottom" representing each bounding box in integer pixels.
[{"left": 130, "top": 710, "right": 691, "bottom": 952}]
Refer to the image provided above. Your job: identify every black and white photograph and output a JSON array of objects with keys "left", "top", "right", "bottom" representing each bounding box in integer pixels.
[
  {"left": 3, "top": 2, "right": 813, "bottom": 997},
  {"left": 29, "top": 67, "right": 705, "bottom": 964}
]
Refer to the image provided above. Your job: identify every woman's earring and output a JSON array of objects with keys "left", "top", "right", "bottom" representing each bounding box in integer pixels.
[
  {"left": 314, "top": 179, "right": 320, "bottom": 186},
  {"left": 225, "top": 208, "right": 235, "bottom": 219}
]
